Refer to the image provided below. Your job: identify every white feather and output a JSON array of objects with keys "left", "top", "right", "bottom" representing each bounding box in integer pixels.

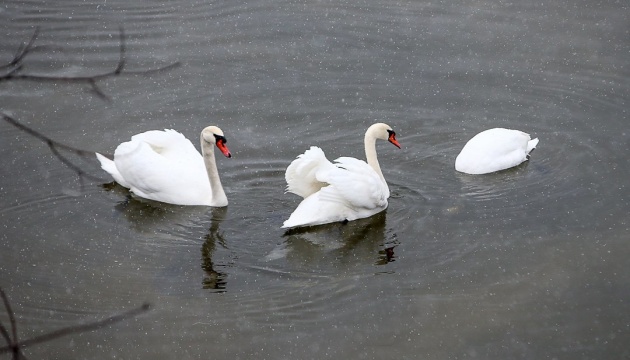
[
  {"left": 96, "top": 127, "right": 230, "bottom": 206},
  {"left": 285, "top": 146, "right": 334, "bottom": 198},
  {"left": 455, "top": 128, "right": 539, "bottom": 175},
  {"left": 282, "top": 123, "right": 400, "bottom": 229}
]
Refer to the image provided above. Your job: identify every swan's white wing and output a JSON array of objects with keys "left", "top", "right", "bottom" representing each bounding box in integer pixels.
[
  {"left": 285, "top": 146, "right": 335, "bottom": 198},
  {"left": 455, "top": 128, "right": 538, "bottom": 174},
  {"left": 110, "top": 130, "right": 212, "bottom": 205},
  {"left": 282, "top": 157, "right": 389, "bottom": 229},
  {"left": 129, "top": 129, "right": 199, "bottom": 160},
  {"left": 319, "top": 157, "right": 388, "bottom": 210}
]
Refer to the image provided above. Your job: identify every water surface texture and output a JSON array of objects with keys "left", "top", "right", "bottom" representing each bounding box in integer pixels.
[{"left": 1, "top": 0, "right": 629, "bottom": 359}]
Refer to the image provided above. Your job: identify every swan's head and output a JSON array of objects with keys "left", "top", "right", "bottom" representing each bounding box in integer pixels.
[
  {"left": 201, "top": 126, "right": 232, "bottom": 158},
  {"left": 368, "top": 123, "right": 401, "bottom": 149}
]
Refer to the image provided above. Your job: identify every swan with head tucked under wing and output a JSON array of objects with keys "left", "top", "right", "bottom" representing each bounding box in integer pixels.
[
  {"left": 96, "top": 126, "right": 231, "bottom": 206},
  {"left": 282, "top": 123, "right": 401, "bottom": 229},
  {"left": 455, "top": 128, "right": 539, "bottom": 175}
]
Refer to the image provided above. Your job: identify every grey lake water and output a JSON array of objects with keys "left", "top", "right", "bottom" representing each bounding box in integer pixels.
[{"left": 0, "top": 0, "right": 629, "bottom": 359}]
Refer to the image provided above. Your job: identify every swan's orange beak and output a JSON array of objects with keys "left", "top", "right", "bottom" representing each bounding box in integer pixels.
[
  {"left": 216, "top": 139, "right": 232, "bottom": 158},
  {"left": 388, "top": 132, "right": 401, "bottom": 149}
]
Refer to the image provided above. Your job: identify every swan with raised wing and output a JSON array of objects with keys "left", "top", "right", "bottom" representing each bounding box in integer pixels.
[
  {"left": 96, "top": 126, "right": 231, "bottom": 206},
  {"left": 283, "top": 123, "right": 401, "bottom": 229}
]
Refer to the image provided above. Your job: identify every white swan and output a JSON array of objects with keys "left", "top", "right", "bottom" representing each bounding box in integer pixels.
[
  {"left": 96, "top": 126, "right": 231, "bottom": 206},
  {"left": 282, "top": 123, "right": 401, "bottom": 229},
  {"left": 455, "top": 128, "right": 539, "bottom": 175}
]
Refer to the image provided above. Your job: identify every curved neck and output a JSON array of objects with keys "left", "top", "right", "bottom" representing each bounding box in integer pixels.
[
  {"left": 201, "top": 136, "right": 228, "bottom": 207},
  {"left": 364, "top": 132, "right": 385, "bottom": 184}
]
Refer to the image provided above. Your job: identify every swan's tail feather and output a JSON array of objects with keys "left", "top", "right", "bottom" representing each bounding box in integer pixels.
[
  {"left": 95, "top": 152, "right": 129, "bottom": 188},
  {"left": 95, "top": 152, "right": 113, "bottom": 170},
  {"left": 527, "top": 138, "right": 539, "bottom": 153}
]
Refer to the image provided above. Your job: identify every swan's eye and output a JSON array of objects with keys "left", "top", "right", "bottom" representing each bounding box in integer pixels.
[{"left": 213, "top": 134, "right": 227, "bottom": 144}]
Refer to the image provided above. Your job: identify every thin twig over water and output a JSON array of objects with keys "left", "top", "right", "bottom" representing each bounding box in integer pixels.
[
  {"left": 0, "top": 27, "right": 40, "bottom": 72},
  {"left": 0, "top": 288, "right": 21, "bottom": 359},
  {"left": 1, "top": 112, "right": 106, "bottom": 183},
  {"left": 0, "top": 287, "right": 151, "bottom": 359},
  {"left": 0, "top": 27, "right": 180, "bottom": 101}
]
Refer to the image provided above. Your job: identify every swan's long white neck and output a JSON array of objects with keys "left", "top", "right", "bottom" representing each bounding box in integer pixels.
[
  {"left": 364, "top": 130, "right": 385, "bottom": 184},
  {"left": 201, "top": 135, "right": 228, "bottom": 207}
]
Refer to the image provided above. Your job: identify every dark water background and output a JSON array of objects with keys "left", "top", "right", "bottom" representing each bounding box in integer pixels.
[{"left": 1, "top": 0, "right": 629, "bottom": 359}]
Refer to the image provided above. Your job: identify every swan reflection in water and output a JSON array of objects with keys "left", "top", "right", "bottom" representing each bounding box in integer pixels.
[
  {"left": 104, "top": 182, "right": 204, "bottom": 231},
  {"left": 103, "top": 183, "right": 229, "bottom": 292},
  {"left": 271, "top": 211, "right": 398, "bottom": 267},
  {"left": 453, "top": 160, "right": 537, "bottom": 205},
  {"left": 200, "top": 207, "right": 228, "bottom": 291}
]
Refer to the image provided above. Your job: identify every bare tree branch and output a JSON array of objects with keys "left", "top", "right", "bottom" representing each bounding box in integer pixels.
[
  {"left": 0, "top": 304, "right": 152, "bottom": 354},
  {"left": 1, "top": 112, "right": 108, "bottom": 183},
  {"left": 114, "top": 26, "right": 126, "bottom": 75},
  {"left": 0, "top": 320, "right": 12, "bottom": 349},
  {"left": 0, "top": 289, "right": 18, "bottom": 346},
  {"left": 0, "top": 27, "right": 181, "bottom": 101},
  {"left": 1, "top": 112, "right": 95, "bottom": 156},
  {"left": 0, "top": 287, "right": 151, "bottom": 357},
  {"left": 0, "top": 27, "right": 39, "bottom": 71},
  {"left": 0, "top": 288, "right": 20, "bottom": 359},
  {"left": 88, "top": 78, "right": 111, "bottom": 102}
]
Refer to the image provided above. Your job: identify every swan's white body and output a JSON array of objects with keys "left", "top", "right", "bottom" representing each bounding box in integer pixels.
[
  {"left": 282, "top": 123, "right": 401, "bottom": 229},
  {"left": 455, "top": 128, "right": 539, "bottom": 175},
  {"left": 96, "top": 126, "right": 231, "bottom": 206}
]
